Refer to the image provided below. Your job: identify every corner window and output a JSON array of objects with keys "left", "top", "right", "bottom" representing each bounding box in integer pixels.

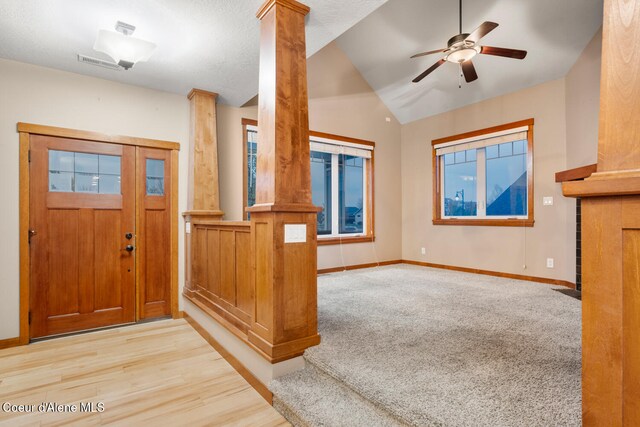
[
  {"left": 433, "top": 119, "right": 534, "bottom": 226},
  {"left": 242, "top": 119, "right": 375, "bottom": 243}
]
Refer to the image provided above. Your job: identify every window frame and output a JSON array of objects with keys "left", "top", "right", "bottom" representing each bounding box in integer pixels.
[
  {"left": 242, "top": 118, "right": 375, "bottom": 244},
  {"left": 432, "top": 118, "right": 535, "bottom": 227}
]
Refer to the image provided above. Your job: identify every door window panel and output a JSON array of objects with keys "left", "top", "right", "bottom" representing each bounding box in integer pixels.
[
  {"left": 146, "top": 159, "right": 165, "bottom": 196},
  {"left": 49, "top": 150, "right": 121, "bottom": 194}
]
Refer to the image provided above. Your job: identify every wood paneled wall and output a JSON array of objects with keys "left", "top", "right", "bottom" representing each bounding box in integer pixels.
[
  {"left": 562, "top": 0, "right": 640, "bottom": 424},
  {"left": 187, "top": 220, "right": 253, "bottom": 334}
]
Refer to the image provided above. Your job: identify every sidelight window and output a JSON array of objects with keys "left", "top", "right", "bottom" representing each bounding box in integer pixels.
[{"left": 146, "top": 159, "right": 165, "bottom": 196}]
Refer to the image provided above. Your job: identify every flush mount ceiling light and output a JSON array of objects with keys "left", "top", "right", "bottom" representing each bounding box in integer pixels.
[{"left": 93, "top": 21, "right": 156, "bottom": 70}]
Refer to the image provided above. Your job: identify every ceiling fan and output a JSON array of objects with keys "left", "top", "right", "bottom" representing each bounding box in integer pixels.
[{"left": 410, "top": 0, "right": 527, "bottom": 84}]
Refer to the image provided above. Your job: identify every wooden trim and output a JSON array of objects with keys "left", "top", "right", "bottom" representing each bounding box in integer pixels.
[
  {"left": 0, "top": 337, "right": 22, "bottom": 350},
  {"left": 309, "top": 130, "right": 376, "bottom": 148},
  {"left": 401, "top": 260, "right": 575, "bottom": 289},
  {"left": 187, "top": 88, "right": 218, "bottom": 100},
  {"left": 555, "top": 164, "right": 598, "bottom": 183},
  {"left": 432, "top": 218, "right": 534, "bottom": 227},
  {"left": 527, "top": 124, "right": 535, "bottom": 224},
  {"left": 432, "top": 145, "right": 439, "bottom": 227},
  {"left": 318, "top": 235, "right": 376, "bottom": 246},
  {"left": 562, "top": 172, "right": 640, "bottom": 198},
  {"left": 18, "top": 132, "right": 30, "bottom": 346},
  {"left": 17, "top": 123, "right": 180, "bottom": 151},
  {"left": 432, "top": 118, "right": 534, "bottom": 146},
  {"left": 256, "top": 0, "right": 310, "bottom": 19},
  {"left": 432, "top": 120, "right": 535, "bottom": 227},
  {"left": 316, "top": 260, "right": 573, "bottom": 290},
  {"left": 170, "top": 150, "right": 179, "bottom": 318},
  {"left": 242, "top": 119, "right": 251, "bottom": 220},
  {"left": 317, "top": 260, "right": 402, "bottom": 275},
  {"left": 179, "top": 312, "right": 273, "bottom": 404}
]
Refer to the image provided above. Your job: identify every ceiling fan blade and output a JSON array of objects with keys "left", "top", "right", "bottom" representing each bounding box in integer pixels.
[
  {"left": 412, "top": 59, "right": 446, "bottom": 83},
  {"left": 410, "top": 48, "right": 447, "bottom": 59},
  {"left": 465, "top": 21, "right": 499, "bottom": 43},
  {"left": 480, "top": 46, "right": 527, "bottom": 59},
  {"left": 461, "top": 60, "right": 478, "bottom": 82}
]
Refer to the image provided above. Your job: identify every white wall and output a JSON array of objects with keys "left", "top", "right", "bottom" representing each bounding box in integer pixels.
[{"left": 0, "top": 58, "right": 190, "bottom": 340}]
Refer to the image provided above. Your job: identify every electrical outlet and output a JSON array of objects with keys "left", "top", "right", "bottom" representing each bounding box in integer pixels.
[
  {"left": 421, "top": 247, "right": 426, "bottom": 255},
  {"left": 546, "top": 258, "right": 554, "bottom": 268},
  {"left": 543, "top": 196, "right": 554, "bottom": 206}
]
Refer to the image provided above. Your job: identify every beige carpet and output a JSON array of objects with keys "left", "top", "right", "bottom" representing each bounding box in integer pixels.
[{"left": 271, "top": 264, "right": 581, "bottom": 427}]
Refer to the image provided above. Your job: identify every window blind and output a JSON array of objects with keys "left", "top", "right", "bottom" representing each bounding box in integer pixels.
[{"left": 310, "top": 141, "right": 372, "bottom": 159}]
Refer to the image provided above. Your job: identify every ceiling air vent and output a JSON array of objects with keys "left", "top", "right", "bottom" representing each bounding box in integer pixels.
[{"left": 77, "top": 54, "right": 121, "bottom": 70}]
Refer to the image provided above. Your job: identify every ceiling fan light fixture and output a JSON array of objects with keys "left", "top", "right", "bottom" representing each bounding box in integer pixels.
[
  {"left": 93, "top": 22, "right": 156, "bottom": 70},
  {"left": 445, "top": 46, "right": 480, "bottom": 63}
]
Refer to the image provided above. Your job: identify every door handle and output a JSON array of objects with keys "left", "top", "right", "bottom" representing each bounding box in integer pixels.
[
  {"left": 125, "top": 232, "right": 133, "bottom": 240},
  {"left": 125, "top": 245, "right": 135, "bottom": 252}
]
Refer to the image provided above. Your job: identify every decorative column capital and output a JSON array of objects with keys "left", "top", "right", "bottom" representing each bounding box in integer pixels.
[
  {"left": 257, "top": 0, "right": 310, "bottom": 20},
  {"left": 187, "top": 89, "right": 218, "bottom": 100}
]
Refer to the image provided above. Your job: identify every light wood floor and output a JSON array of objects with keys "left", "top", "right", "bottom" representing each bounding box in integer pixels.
[{"left": 0, "top": 319, "right": 289, "bottom": 426}]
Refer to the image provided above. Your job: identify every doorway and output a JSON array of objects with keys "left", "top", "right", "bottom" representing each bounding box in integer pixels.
[{"left": 19, "top": 124, "right": 179, "bottom": 340}]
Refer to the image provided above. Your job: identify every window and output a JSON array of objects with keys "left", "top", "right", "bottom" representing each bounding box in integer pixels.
[
  {"left": 146, "top": 159, "right": 165, "bottom": 196},
  {"left": 433, "top": 119, "right": 534, "bottom": 226},
  {"left": 48, "top": 150, "right": 121, "bottom": 194},
  {"left": 242, "top": 119, "right": 374, "bottom": 243}
]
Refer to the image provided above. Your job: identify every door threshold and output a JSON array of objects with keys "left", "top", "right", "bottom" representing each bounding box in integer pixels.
[{"left": 30, "top": 316, "right": 172, "bottom": 343}]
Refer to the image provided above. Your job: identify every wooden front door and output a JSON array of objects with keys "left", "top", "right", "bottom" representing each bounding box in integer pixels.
[{"left": 29, "top": 136, "right": 136, "bottom": 338}]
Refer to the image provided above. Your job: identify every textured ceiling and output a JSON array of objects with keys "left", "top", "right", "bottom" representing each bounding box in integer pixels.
[
  {"left": 336, "top": 0, "right": 603, "bottom": 124},
  {"left": 0, "top": 0, "right": 387, "bottom": 106}
]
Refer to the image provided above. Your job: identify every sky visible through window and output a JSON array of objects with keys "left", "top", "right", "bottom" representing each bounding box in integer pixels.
[{"left": 444, "top": 140, "right": 527, "bottom": 217}]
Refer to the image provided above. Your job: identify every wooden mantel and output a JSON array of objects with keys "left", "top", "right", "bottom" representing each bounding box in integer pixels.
[{"left": 561, "top": 0, "right": 640, "bottom": 424}]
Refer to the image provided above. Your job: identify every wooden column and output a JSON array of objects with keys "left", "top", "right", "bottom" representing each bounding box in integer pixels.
[
  {"left": 246, "top": 0, "right": 321, "bottom": 363},
  {"left": 184, "top": 89, "right": 224, "bottom": 293},
  {"left": 562, "top": 0, "right": 640, "bottom": 425}
]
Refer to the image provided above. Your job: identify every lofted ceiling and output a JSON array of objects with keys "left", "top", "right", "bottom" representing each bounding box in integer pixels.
[
  {"left": 0, "top": 0, "right": 387, "bottom": 106},
  {"left": 336, "top": 0, "right": 603, "bottom": 124}
]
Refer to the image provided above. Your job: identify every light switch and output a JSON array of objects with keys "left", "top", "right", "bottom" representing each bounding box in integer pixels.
[
  {"left": 185, "top": 222, "right": 191, "bottom": 234},
  {"left": 284, "top": 224, "right": 306, "bottom": 243},
  {"left": 543, "top": 196, "right": 554, "bottom": 206}
]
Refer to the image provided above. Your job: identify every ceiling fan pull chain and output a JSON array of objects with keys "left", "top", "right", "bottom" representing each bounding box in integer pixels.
[{"left": 459, "top": 63, "right": 462, "bottom": 88}]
